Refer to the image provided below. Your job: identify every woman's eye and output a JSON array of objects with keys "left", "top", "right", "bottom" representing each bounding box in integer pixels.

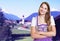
[
  {"left": 41, "top": 6, "right": 43, "bottom": 8},
  {"left": 45, "top": 8, "right": 47, "bottom": 10}
]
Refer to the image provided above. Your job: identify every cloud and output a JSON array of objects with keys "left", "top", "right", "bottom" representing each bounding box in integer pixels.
[
  {"left": 2, "top": 8, "right": 9, "bottom": 13},
  {"left": 51, "top": 8, "right": 60, "bottom": 11}
]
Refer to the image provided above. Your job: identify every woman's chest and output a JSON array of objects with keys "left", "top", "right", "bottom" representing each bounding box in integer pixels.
[
  {"left": 36, "top": 24, "right": 48, "bottom": 32},
  {"left": 37, "top": 17, "right": 46, "bottom": 24}
]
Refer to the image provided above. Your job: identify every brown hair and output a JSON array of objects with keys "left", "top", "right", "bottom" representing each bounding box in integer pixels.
[{"left": 38, "top": 2, "right": 51, "bottom": 31}]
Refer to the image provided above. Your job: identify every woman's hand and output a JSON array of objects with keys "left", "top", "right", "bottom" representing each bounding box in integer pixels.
[{"left": 37, "top": 31, "right": 44, "bottom": 35}]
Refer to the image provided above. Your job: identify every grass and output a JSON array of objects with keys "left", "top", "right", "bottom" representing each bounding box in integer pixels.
[
  {"left": 11, "top": 28, "right": 30, "bottom": 34},
  {"left": 15, "top": 37, "right": 33, "bottom": 41},
  {"left": 11, "top": 28, "right": 33, "bottom": 41}
]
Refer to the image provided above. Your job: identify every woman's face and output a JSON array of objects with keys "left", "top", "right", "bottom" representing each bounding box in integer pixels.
[{"left": 40, "top": 4, "right": 48, "bottom": 15}]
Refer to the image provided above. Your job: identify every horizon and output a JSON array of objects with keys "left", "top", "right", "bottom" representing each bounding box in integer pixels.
[{"left": 0, "top": 0, "right": 60, "bottom": 18}]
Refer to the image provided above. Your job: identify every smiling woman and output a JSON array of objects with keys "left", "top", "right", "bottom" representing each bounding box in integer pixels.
[{"left": 31, "top": 2, "right": 56, "bottom": 41}]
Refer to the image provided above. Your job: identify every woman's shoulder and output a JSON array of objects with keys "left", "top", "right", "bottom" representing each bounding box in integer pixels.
[
  {"left": 32, "top": 16, "right": 37, "bottom": 20},
  {"left": 31, "top": 16, "right": 37, "bottom": 26},
  {"left": 51, "top": 16, "right": 54, "bottom": 19},
  {"left": 50, "top": 16, "right": 55, "bottom": 25},
  {"left": 51, "top": 16, "right": 53, "bottom": 18},
  {"left": 50, "top": 16, "right": 54, "bottom": 20}
]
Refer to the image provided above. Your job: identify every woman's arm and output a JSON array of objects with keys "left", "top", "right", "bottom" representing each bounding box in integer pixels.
[
  {"left": 31, "top": 26, "right": 47, "bottom": 39},
  {"left": 37, "top": 25, "right": 56, "bottom": 37},
  {"left": 37, "top": 16, "right": 56, "bottom": 37}
]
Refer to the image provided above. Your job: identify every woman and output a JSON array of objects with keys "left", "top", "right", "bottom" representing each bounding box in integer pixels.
[{"left": 31, "top": 2, "right": 56, "bottom": 41}]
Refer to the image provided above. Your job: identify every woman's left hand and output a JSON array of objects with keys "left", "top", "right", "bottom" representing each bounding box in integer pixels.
[{"left": 37, "top": 31, "right": 44, "bottom": 35}]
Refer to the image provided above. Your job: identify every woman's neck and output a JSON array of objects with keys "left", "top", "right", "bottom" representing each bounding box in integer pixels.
[{"left": 39, "top": 14, "right": 45, "bottom": 18}]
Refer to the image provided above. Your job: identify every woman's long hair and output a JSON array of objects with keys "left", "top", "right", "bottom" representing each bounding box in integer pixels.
[{"left": 38, "top": 2, "right": 51, "bottom": 31}]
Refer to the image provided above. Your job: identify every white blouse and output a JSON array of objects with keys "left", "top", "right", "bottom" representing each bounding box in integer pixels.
[{"left": 31, "top": 16, "right": 55, "bottom": 26}]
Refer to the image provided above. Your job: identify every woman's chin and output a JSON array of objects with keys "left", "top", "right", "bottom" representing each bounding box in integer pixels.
[{"left": 40, "top": 13, "right": 45, "bottom": 15}]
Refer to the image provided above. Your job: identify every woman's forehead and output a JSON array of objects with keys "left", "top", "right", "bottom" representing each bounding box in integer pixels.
[{"left": 41, "top": 4, "right": 48, "bottom": 8}]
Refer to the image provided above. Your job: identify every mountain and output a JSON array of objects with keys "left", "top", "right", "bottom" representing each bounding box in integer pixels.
[
  {"left": 53, "top": 15, "right": 60, "bottom": 40},
  {"left": 54, "top": 15, "right": 60, "bottom": 20},
  {"left": 2, "top": 11, "right": 60, "bottom": 21},
  {"left": 51, "top": 11, "right": 60, "bottom": 18},
  {"left": 3, "top": 13, "right": 20, "bottom": 20},
  {"left": 25, "top": 12, "right": 38, "bottom": 22},
  {"left": 25, "top": 11, "right": 60, "bottom": 21}
]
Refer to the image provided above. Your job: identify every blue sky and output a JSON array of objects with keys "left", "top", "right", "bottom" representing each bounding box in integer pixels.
[{"left": 0, "top": 0, "right": 60, "bottom": 18}]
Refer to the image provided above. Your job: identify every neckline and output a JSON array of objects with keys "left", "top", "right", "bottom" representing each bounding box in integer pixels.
[
  {"left": 37, "top": 16, "right": 47, "bottom": 26},
  {"left": 38, "top": 24, "right": 47, "bottom": 25}
]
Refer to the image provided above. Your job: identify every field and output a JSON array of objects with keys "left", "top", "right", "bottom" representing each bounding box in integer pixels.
[
  {"left": 15, "top": 37, "right": 33, "bottom": 41},
  {"left": 11, "top": 27, "right": 33, "bottom": 41}
]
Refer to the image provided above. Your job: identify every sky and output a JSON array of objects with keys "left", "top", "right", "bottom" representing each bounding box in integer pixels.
[{"left": 0, "top": 0, "right": 60, "bottom": 18}]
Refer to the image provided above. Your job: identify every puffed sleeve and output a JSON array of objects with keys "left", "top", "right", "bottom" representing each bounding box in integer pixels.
[
  {"left": 51, "top": 16, "right": 55, "bottom": 25},
  {"left": 31, "top": 17, "right": 36, "bottom": 26}
]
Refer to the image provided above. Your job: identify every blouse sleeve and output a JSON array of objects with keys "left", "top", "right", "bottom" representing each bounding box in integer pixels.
[
  {"left": 51, "top": 16, "right": 55, "bottom": 25},
  {"left": 31, "top": 17, "right": 36, "bottom": 26}
]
